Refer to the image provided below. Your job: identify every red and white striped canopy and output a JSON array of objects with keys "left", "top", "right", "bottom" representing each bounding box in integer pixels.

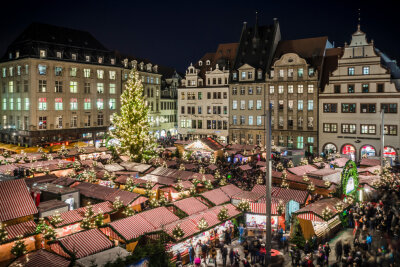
[
  {"left": 57, "top": 229, "right": 113, "bottom": 259},
  {"left": 201, "top": 188, "right": 230, "bottom": 205},
  {"left": 110, "top": 214, "right": 155, "bottom": 241},
  {"left": 164, "top": 219, "right": 198, "bottom": 240},
  {"left": 296, "top": 212, "right": 325, "bottom": 222},
  {"left": 5, "top": 220, "right": 37, "bottom": 241},
  {"left": 173, "top": 197, "right": 208, "bottom": 216},
  {"left": 130, "top": 196, "right": 148, "bottom": 207},
  {"left": 9, "top": 249, "right": 71, "bottom": 267},
  {"left": 249, "top": 201, "right": 278, "bottom": 215},
  {"left": 219, "top": 184, "right": 243, "bottom": 198},
  {"left": 138, "top": 206, "right": 179, "bottom": 228}
]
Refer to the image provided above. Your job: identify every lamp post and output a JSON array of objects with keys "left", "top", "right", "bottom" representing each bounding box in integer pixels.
[
  {"left": 381, "top": 110, "right": 385, "bottom": 168},
  {"left": 265, "top": 103, "right": 272, "bottom": 266}
]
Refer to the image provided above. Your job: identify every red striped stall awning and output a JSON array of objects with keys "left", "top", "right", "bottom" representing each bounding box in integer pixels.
[
  {"left": 189, "top": 210, "right": 220, "bottom": 228},
  {"left": 57, "top": 229, "right": 113, "bottom": 259},
  {"left": 99, "top": 227, "right": 124, "bottom": 242},
  {"left": 164, "top": 219, "right": 198, "bottom": 240},
  {"left": 219, "top": 184, "right": 243, "bottom": 198},
  {"left": 201, "top": 188, "right": 230, "bottom": 205},
  {"left": 110, "top": 214, "right": 156, "bottom": 241},
  {"left": 139, "top": 206, "right": 179, "bottom": 228},
  {"left": 174, "top": 197, "right": 208, "bottom": 216},
  {"left": 5, "top": 220, "right": 37, "bottom": 241},
  {"left": 296, "top": 212, "right": 325, "bottom": 222},
  {"left": 249, "top": 201, "right": 278, "bottom": 215},
  {"left": 8, "top": 249, "right": 71, "bottom": 267},
  {"left": 130, "top": 196, "right": 148, "bottom": 207}
]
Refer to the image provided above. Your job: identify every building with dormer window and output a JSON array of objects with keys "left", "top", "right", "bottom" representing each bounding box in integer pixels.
[
  {"left": 319, "top": 24, "right": 400, "bottom": 162},
  {"left": 178, "top": 43, "right": 238, "bottom": 142},
  {"left": 229, "top": 18, "right": 281, "bottom": 145}
]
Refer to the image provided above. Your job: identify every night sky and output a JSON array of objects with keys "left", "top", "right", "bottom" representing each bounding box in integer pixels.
[{"left": 1, "top": 0, "right": 399, "bottom": 72}]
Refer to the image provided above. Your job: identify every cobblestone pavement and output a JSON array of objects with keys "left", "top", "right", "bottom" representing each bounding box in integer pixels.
[{"left": 184, "top": 229, "right": 356, "bottom": 266}]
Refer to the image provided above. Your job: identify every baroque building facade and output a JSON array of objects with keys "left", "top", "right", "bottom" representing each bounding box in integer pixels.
[
  {"left": 178, "top": 43, "right": 238, "bottom": 142},
  {"left": 319, "top": 25, "right": 400, "bottom": 161}
]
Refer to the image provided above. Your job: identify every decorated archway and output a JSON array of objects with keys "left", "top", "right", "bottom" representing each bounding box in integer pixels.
[
  {"left": 323, "top": 143, "right": 337, "bottom": 155},
  {"left": 360, "top": 145, "right": 376, "bottom": 157},
  {"left": 384, "top": 146, "right": 396, "bottom": 159},
  {"left": 341, "top": 144, "right": 356, "bottom": 161},
  {"left": 341, "top": 160, "right": 359, "bottom": 201}
]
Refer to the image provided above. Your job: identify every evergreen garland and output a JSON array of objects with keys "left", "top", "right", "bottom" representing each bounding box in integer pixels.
[
  {"left": 50, "top": 211, "right": 63, "bottom": 226},
  {"left": 11, "top": 235, "right": 27, "bottom": 257}
]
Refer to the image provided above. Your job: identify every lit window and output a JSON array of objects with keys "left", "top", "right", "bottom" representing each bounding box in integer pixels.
[
  {"left": 71, "top": 116, "right": 78, "bottom": 128},
  {"left": 38, "top": 116, "right": 47, "bottom": 129},
  {"left": 16, "top": 51, "right": 20, "bottom": 58},
  {"left": 70, "top": 98, "right": 78, "bottom": 110},
  {"left": 97, "top": 83, "right": 104, "bottom": 93},
  {"left": 298, "top": 100, "right": 303, "bottom": 110},
  {"left": 111, "top": 58, "right": 115, "bottom": 65},
  {"left": 2, "top": 68, "right": 6, "bottom": 77},
  {"left": 288, "top": 69, "right": 294, "bottom": 77},
  {"left": 269, "top": 86, "right": 274, "bottom": 94},
  {"left": 248, "top": 116, "right": 253, "bottom": 125},
  {"left": 278, "top": 85, "right": 284, "bottom": 94},
  {"left": 256, "top": 100, "right": 262, "bottom": 110},
  {"left": 38, "top": 64, "right": 47, "bottom": 75},
  {"left": 297, "top": 136, "right": 304, "bottom": 149},
  {"left": 241, "top": 71, "right": 246, "bottom": 79},
  {"left": 298, "top": 84, "right": 303, "bottom": 94},
  {"left": 298, "top": 68, "right": 303, "bottom": 77},
  {"left": 85, "top": 55, "right": 90, "bottom": 62},
  {"left": 308, "top": 100, "right": 314, "bottom": 110},
  {"left": 97, "top": 99, "right": 104, "bottom": 110},
  {"left": 38, "top": 98, "right": 47, "bottom": 110},
  {"left": 24, "top": 98, "right": 29, "bottom": 110},
  {"left": 70, "top": 81, "right": 78, "bottom": 93},
  {"left": 109, "top": 99, "right": 116, "bottom": 109},
  {"left": 70, "top": 67, "right": 77, "bottom": 77},
  {"left": 55, "top": 98, "right": 63, "bottom": 110},
  {"left": 84, "top": 69, "right": 91, "bottom": 78},
  {"left": 71, "top": 53, "right": 77, "bottom": 60},
  {"left": 288, "top": 85, "right": 293, "bottom": 93},
  {"left": 56, "top": 116, "right": 63, "bottom": 129},
  {"left": 2, "top": 98, "right": 6, "bottom": 110},
  {"left": 109, "top": 71, "right": 116, "bottom": 80},
  {"left": 8, "top": 81, "right": 14, "bottom": 93},
  {"left": 39, "top": 50, "right": 46, "bottom": 58},
  {"left": 17, "top": 66, "right": 21, "bottom": 75},
  {"left": 363, "top": 66, "right": 370, "bottom": 75},
  {"left": 232, "top": 100, "right": 237, "bottom": 110},
  {"left": 97, "top": 70, "right": 104, "bottom": 79},
  {"left": 55, "top": 67, "right": 62, "bottom": 76},
  {"left": 84, "top": 98, "right": 91, "bottom": 110},
  {"left": 56, "top": 51, "right": 62, "bottom": 59},
  {"left": 9, "top": 67, "right": 13, "bottom": 76},
  {"left": 38, "top": 80, "right": 47, "bottom": 92},
  {"left": 109, "top": 83, "right": 116, "bottom": 94},
  {"left": 17, "top": 98, "right": 21, "bottom": 110},
  {"left": 348, "top": 67, "right": 355, "bottom": 75},
  {"left": 307, "top": 84, "right": 314, "bottom": 93},
  {"left": 257, "top": 116, "right": 262, "bottom": 126}
]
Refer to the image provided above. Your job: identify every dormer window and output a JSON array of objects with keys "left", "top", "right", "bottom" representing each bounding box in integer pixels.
[
  {"left": 98, "top": 57, "right": 103, "bottom": 64},
  {"left": 206, "top": 60, "right": 210, "bottom": 65},
  {"left": 247, "top": 72, "right": 253, "bottom": 79},
  {"left": 270, "top": 70, "right": 274, "bottom": 77},
  {"left": 111, "top": 58, "right": 115, "bottom": 65},
  {"left": 56, "top": 52, "right": 62, "bottom": 59},
  {"left": 233, "top": 72, "right": 238, "bottom": 80},
  {"left": 16, "top": 51, "right": 20, "bottom": 59},
  {"left": 146, "top": 64, "right": 152, "bottom": 72},
  {"left": 140, "top": 62, "right": 144, "bottom": 70},
  {"left": 198, "top": 61, "right": 203, "bottom": 66},
  {"left": 85, "top": 55, "right": 90, "bottom": 62},
  {"left": 40, "top": 50, "right": 46, "bottom": 58},
  {"left": 241, "top": 71, "right": 246, "bottom": 79},
  {"left": 9, "top": 53, "right": 12, "bottom": 59},
  {"left": 257, "top": 70, "right": 262, "bottom": 79},
  {"left": 308, "top": 68, "right": 314, "bottom": 76},
  {"left": 123, "top": 59, "right": 128, "bottom": 68},
  {"left": 71, "top": 53, "right": 77, "bottom": 60}
]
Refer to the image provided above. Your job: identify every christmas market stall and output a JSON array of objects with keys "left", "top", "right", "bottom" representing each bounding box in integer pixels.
[
  {"left": 75, "top": 246, "right": 131, "bottom": 267},
  {"left": 181, "top": 138, "right": 224, "bottom": 160},
  {"left": 46, "top": 201, "right": 114, "bottom": 238},
  {"left": 200, "top": 188, "right": 231, "bottom": 206},
  {"left": 164, "top": 203, "right": 241, "bottom": 265},
  {"left": 292, "top": 198, "right": 349, "bottom": 241},
  {"left": 8, "top": 249, "right": 71, "bottom": 267},
  {"left": 48, "top": 228, "right": 114, "bottom": 260}
]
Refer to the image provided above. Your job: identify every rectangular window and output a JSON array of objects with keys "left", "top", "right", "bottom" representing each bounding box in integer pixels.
[
  {"left": 360, "top": 103, "right": 376, "bottom": 113},
  {"left": 288, "top": 69, "right": 294, "bottom": 77},
  {"left": 307, "top": 100, "right": 313, "bottom": 111},
  {"left": 381, "top": 103, "right": 397, "bottom": 113},
  {"left": 232, "top": 115, "right": 237, "bottom": 125},
  {"left": 55, "top": 81, "right": 63, "bottom": 93},
  {"left": 240, "top": 100, "right": 245, "bottom": 110},
  {"left": 2, "top": 98, "right": 6, "bottom": 110},
  {"left": 334, "top": 85, "right": 340, "bottom": 93},
  {"left": 223, "top": 92, "right": 227, "bottom": 99},
  {"left": 56, "top": 116, "right": 63, "bottom": 129},
  {"left": 38, "top": 98, "right": 47, "bottom": 110},
  {"left": 38, "top": 80, "right": 47, "bottom": 92},
  {"left": 348, "top": 84, "right": 355, "bottom": 93},
  {"left": 84, "top": 83, "right": 91, "bottom": 94},
  {"left": 240, "top": 87, "right": 245, "bottom": 95},
  {"left": 109, "top": 98, "right": 116, "bottom": 110},
  {"left": 323, "top": 123, "right": 337, "bottom": 133},
  {"left": 248, "top": 100, "right": 253, "bottom": 110},
  {"left": 361, "top": 124, "right": 376, "bottom": 134},
  {"left": 97, "top": 83, "right": 104, "bottom": 93},
  {"left": 377, "top": 83, "right": 384, "bottom": 93},
  {"left": 109, "top": 83, "right": 116, "bottom": 94},
  {"left": 38, "top": 64, "right": 47, "bottom": 75},
  {"left": 8, "top": 81, "right": 13, "bottom": 93},
  {"left": 24, "top": 98, "right": 29, "bottom": 110},
  {"left": 198, "top": 120, "right": 203, "bottom": 129},
  {"left": 298, "top": 68, "right": 303, "bottom": 77},
  {"left": 97, "top": 70, "right": 104, "bottom": 79},
  {"left": 16, "top": 98, "right": 21, "bottom": 110},
  {"left": 248, "top": 72, "right": 253, "bottom": 79},
  {"left": 362, "top": 84, "right": 369, "bottom": 93},
  {"left": 288, "top": 85, "right": 293, "bottom": 93},
  {"left": 232, "top": 100, "right": 237, "bottom": 110},
  {"left": 256, "top": 100, "right": 262, "bottom": 110},
  {"left": 279, "top": 69, "right": 284, "bottom": 77},
  {"left": 248, "top": 87, "right": 253, "bottom": 95},
  {"left": 70, "top": 81, "right": 78, "bottom": 93},
  {"left": 198, "top": 106, "right": 202, "bottom": 114},
  {"left": 269, "top": 86, "right": 274, "bottom": 94},
  {"left": 248, "top": 116, "right": 253, "bottom": 125},
  {"left": 70, "top": 67, "right": 77, "bottom": 77},
  {"left": 342, "top": 103, "right": 356, "bottom": 113},
  {"left": 97, "top": 99, "right": 104, "bottom": 110},
  {"left": 84, "top": 98, "right": 91, "bottom": 110},
  {"left": 38, "top": 116, "right": 47, "bottom": 129},
  {"left": 70, "top": 98, "right": 78, "bottom": 110},
  {"left": 232, "top": 87, "right": 237, "bottom": 95},
  {"left": 109, "top": 71, "right": 116, "bottom": 80},
  {"left": 363, "top": 66, "right": 370, "bottom": 75},
  {"left": 278, "top": 85, "right": 284, "bottom": 94},
  {"left": 198, "top": 92, "right": 202, "bottom": 99},
  {"left": 308, "top": 68, "right": 315, "bottom": 76},
  {"left": 384, "top": 125, "right": 397, "bottom": 136},
  {"left": 256, "top": 86, "right": 262, "bottom": 94},
  {"left": 84, "top": 115, "right": 91, "bottom": 127},
  {"left": 342, "top": 124, "right": 356, "bottom": 134},
  {"left": 240, "top": 116, "right": 245, "bottom": 125},
  {"left": 297, "top": 136, "right": 304, "bottom": 149},
  {"left": 97, "top": 115, "right": 104, "bottom": 126},
  {"left": 241, "top": 71, "right": 246, "bottom": 79},
  {"left": 307, "top": 84, "right": 314, "bottom": 93},
  {"left": 223, "top": 106, "right": 227, "bottom": 114},
  {"left": 257, "top": 116, "right": 262, "bottom": 126},
  {"left": 55, "top": 98, "right": 63, "bottom": 110},
  {"left": 348, "top": 67, "right": 355, "bottom": 75},
  {"left": 24, "top": 80, "right": 29, "bottom": 92},
  {"left": 70, "top": 116, "right": 78, "bottom": 128},
  {"left": 84, "top": 69, "right": 91, "bottom": 78},
  {"left": 298, "top": 100, "right": 303, "bottom": 111},
  {"left": 288, "top": 100, "right": 293, "bottom": 110},
  {"left": 298, "top": 84, "right": 303, "bottom": 94},
  {"left": 323, "top": 103, "right": 337, "bottom": 113},
  {"left": 279, "top": 100, "right": 284, "bottom": 110},
  {"left": 55, "top": 67, "right": 62, "bottom": 76}
]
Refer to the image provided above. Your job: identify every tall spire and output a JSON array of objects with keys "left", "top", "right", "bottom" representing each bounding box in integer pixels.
[
  {"left": 254, "top": 11, "right": 259, "bottom": 39},
  {"left": 357, "top": 8, "right": 361, "bottom": 31}
]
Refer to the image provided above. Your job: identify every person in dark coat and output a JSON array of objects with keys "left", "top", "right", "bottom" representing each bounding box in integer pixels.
[
  {"left": 335, "top": 240, "right": 343, "bottom": 262},
  {"left": 324, "top": 242, "right": 331, "bottom": 266},
  {"left": 229, "top": 248, "right": 234, "bottom": 266},
  {"left": 343, "top": 241, "right": 351, "bottom": 257},
  {"left": 221, "top": 245, "right": 228, "bottom": 267},
  {"left": 304, "top": 240, "right": 312, "bottom": 255}
]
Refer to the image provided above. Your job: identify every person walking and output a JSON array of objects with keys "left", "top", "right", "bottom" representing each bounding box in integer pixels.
[
  {"left": 209, "top": 245, "right": 217, "bottom": 267},
  {"left": 221, "top": 245, "right": 228, "bottom": 267},
  {"left": 366, "top": 233, "right": 372, "bottom": 251},
  {"left": 188, "top": 244, "right": 195, "bottom": 265},
  {"left": 201, "top": 241, "right": 208, "bottom": 263},
  {"left": 229, "top": 248, "right": 234, "bottom": 266},
  {"left": 335, "top": 240, "right": 342, "bottom": 263},
  {"left": 323, "top": 242, "right": 331, "bottom": 266},
  {"left": 259, "top": 243, "right": 267, "bottom": 265}
]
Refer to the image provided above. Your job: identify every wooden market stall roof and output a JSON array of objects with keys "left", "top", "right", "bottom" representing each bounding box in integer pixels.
[
  {"left": 106, "top": 214, "right": 156, "bottom": 241},
  {"left": 232, "top": 191, "right": 264, "bottom": 202},
  {"left": 0, "top": 179, "right": 38, "bottom": 223},
  {"left": 271, "top": 170, "right": 328, "bottom": 188},
  {"left": 140, "top": 174, "right": 176, "bottom": 185},
  {"left": 138, "top": 206, "right": 180, "bottom": 228},
  {"left": 8, "top": 249, "right": 71, "bottom": 267},
  {"left": 249, "top": 200, "right": 280, "bottom": 215},
  {"left": 293, "top": 198, "right": 349, "bottom": 222},
  {"left": 331, "top": 157, "right": 349, "bottom": 168},
  {"left": 251, "top": 185, "right": 309, "bottom": 205},
  {"left": 359, "top": 158, "right": 381, "bottom": 167},
  {"left": 238, "top": 164, "right": 252, "bottom": 171},
  {"left": 150, "top": 167, "right": 193, "bottom": 180},
  {"left": 219, "top": 184, "right": 243, "bottom": 198},
  {"left": 201, "top": 188, "right": 230, "bottom": 205},
  {"left": 173, "top": 197, "right": 209, "bottom": 215},
  {"left": 4, "top": 220, "right": 37, "bottom": 242},
  {"left": 50, "top": 229, "right": 113, "bottom": 259},
  {"left": 288, "top": 165, "right": 317, "bottom": 176}
]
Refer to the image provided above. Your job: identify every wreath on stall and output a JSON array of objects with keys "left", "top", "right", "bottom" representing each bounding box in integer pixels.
[
  {"left": 218, "top": 206, "right": 229, "bottom": 221},
  {"left": 197, "top": 218, "right": 209, "bottom": 231},
  {"left": 172, "top": 224, "right": 185, "bottom": 239},
  {"left": 237, "top": 199, "right": 250, "bottom": 212},
  {"left": 322, "top": 207, "right": 333, "bottom": 221}
]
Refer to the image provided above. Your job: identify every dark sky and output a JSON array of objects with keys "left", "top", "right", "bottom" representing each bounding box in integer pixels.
[{"left": 1, "top": 0, "right": 399, "bottom": 72}]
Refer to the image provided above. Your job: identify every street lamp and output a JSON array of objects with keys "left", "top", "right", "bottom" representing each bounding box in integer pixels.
[{"left": 265, "top": 103, "right": 272, "bottom": 266}]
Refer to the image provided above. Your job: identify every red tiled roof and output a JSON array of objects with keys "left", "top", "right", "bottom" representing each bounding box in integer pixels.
[
  {"left": 174, "top": 197, "right": 208, "bottom": 215},
  {"left": 57, "top": 229, "right": 113, "bottom": 259},
  {"left": 109, "top": 214, "right": 156, "bottom": 241},
  {"left": 201, "top": 188, "right": 230, "bottom": 205},
  {"left": 0, "top": 180, "right": 38, "bottom": 222},
  {"left": 5, "top": 220, "right": 37, "bottom": 241},
  {"left": 271, "top": 170, "right": 327, "bottom": 188},
  {"left": 9, "top": 249, "right": 71, "bottom": 267},
  {"left": 138, "top": 206, "right": 179, "bottom": 228},
  {"left": 219, "top": 184, "right": 243, "bottom": 198},
  {"left": 251, "top": 185, "right": 309, "bottom": 204},
  {"left": 294, "top": 198, "right": 349, "bottom": 220}
]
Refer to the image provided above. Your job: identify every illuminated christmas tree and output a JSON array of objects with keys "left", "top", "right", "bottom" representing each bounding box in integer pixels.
[
  {"left": 81, "top": 203, "right": 95, "bottom": 230},
  {"left": 0, "top": 223, "right": 8, "bottom": 244},
  {"left": 50, "top": 211, "right": 63, "bottom": 226},
  {"left": 108, "top": 69, "right": 156, "bottom": 162},
  {"left": 217, "top": 206, "right": 229, "bottom": 221},
  {"left": 95, "top": 209, "right": 105, "bottom": 227},
  {"left": 113, "top": 196, "right": 124, "bottom": 210},
  {"left": 172, "top": 224, "right": 185, "bottom": 240},
  {"left": 11, "top": 236, "right": 27, "bottom": 257}
]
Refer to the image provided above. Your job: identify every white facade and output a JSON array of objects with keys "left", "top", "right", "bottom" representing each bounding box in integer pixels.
[{"left": 319, "top": 25, "right": 400, "bottom": 162}]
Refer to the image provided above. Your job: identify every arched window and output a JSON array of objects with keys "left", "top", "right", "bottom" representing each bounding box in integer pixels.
[
  {"left": 361, "top": 145, "right": 376, "bottom": 157},
  {"left": 341, "top": 144, "right": 356, "bottom": 161},
  {"left": 206, "top": 60, "right": 210, "bottom": 65},
  {"left": 198, "top": 61, "right": 203, "bottom": 66},
  {"left": 323, "top": 143, "right": 337, "bottom": 155}
]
